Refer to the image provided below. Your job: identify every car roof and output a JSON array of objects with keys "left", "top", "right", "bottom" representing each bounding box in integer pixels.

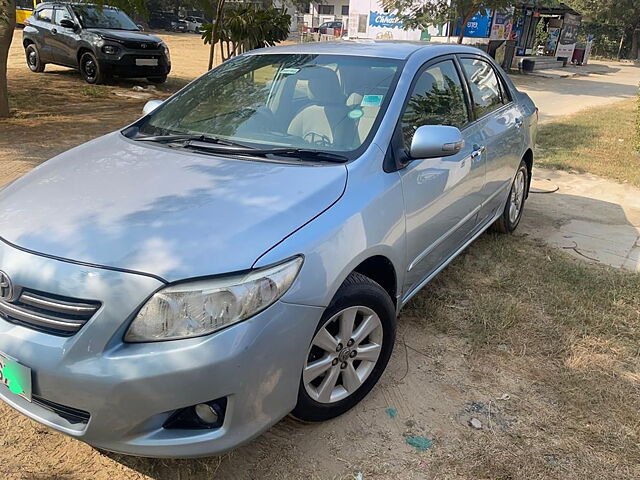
[{"left": 251, "top": 40, "right": 485, "bottom": 60}]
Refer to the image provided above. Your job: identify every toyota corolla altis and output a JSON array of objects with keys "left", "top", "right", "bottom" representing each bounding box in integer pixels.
[{"left": 0, "top": 41, "right": 537, "bottom": 457}]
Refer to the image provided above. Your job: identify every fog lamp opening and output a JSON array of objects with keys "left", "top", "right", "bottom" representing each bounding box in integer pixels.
[{"left": 163, "top": 397, "right": 227, "bottom": 430}]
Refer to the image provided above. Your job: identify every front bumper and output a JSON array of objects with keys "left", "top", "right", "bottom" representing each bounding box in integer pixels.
[
  {"left": 97, "top": 46, "right": 171, "bottom": 78},
  {"left": 100, "top": 54, "right": 171, "bottom": 78},
  {"left": 0, "top": 240, "right": 322, "bottom": 457}
]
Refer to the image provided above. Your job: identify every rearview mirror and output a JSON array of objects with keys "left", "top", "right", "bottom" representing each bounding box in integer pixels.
[
  {"left": 410, "top": 125, "right": 464, "bottom": 159},
  {"left": 59, "top": 19, "right": 76, "bottom": 29},
  {"left": 142, "top": 99, "right": 163, "bottom": 116}
]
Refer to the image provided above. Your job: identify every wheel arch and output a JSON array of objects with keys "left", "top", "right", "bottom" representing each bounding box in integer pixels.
[
  {"left": 522, "top": 148, "right": 533, "bottom": 197},
  {"left": 76, "top": 46, "right": 94, "bottom": 65},
  {"left": 351, "top": 255, "right": 397, "bottom": 306}
]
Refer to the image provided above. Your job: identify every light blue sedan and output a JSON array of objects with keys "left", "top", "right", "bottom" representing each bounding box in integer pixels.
[{"left": 0, "top": 41, "right": 537, "bottom": 457}]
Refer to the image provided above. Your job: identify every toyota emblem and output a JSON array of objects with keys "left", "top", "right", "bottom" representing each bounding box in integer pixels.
[{"left": 0, "top": 270, "right": 13, "bottom": 302}]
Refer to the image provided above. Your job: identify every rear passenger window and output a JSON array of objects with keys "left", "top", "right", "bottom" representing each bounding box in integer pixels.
[
  {"left": 36, "top": 8, "right": 54, "bottom": 22},
  {"left": 460, "top": 58, "right": 505, "bottom": 118},
  {"left": 400, "top": 59, "right": 470, "bottom": 147}
]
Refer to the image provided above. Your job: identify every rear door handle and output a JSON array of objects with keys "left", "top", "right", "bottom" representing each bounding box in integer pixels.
[{"left": 51, "top": 28, "right": 57, "bottom": 34}]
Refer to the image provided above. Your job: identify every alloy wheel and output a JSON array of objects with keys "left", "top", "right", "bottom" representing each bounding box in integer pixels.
[
  {"left": 303, "top": 306, "right": 383, "bottom": 404},
  {"left": 509, "top": 169, "right": 526, "bottom": 224}
]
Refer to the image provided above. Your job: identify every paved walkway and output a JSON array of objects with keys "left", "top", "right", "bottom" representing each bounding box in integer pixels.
[
  {"left": 512, "top": 60, "right": 639, "bottom": 123},
  {"left": 512, "top": 60, "right": 640, "bottom": 272}
]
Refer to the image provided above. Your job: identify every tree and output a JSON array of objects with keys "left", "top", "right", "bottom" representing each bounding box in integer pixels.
[
  {"left": 0, "top": 0, "right": 16, "bottom": 117},
  {"left": 199, "top": 0, "right": 290, "bottom": 68},
  {"left": 201, "top": 4, "right": 290, "bottom": 63},
  {"left": 0, "top": 0, "right": 145, "bottom": 119},
  {"left": 566, "top": 0, "right": 640, "bottom": 60},
  {"left": 381, "top": 0, "right": 516, "bottom": 44}
]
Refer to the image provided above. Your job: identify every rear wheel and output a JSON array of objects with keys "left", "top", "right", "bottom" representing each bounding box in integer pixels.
[
  {"left": 79, "top": 52, "right": 104, "bottom": 84},
  {"left": 292, "top": 272, "right": 396, "bottom": 422},
  {"left": 492, "top": 160, "right": 529, "bottom": 233},
  {"left": 25, "top": 44, "right": 45, "bottom": 73}
]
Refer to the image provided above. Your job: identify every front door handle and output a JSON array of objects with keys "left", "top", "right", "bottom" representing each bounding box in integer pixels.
[
  {"left": 515, "top": 118, "right": 524, "bottom": 128},
  {"left": 470, "top": 145, "right": 486, "bottom": 159}
]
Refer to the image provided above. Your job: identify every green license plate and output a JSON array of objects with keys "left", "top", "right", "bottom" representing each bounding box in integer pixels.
[{"left": 0, "top": 351, "right": 32, "bottom": 402}]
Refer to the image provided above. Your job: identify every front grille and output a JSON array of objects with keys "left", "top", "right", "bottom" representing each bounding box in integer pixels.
[
  {"left": 0, "top": 288, "right": 100, "bottom": 336},
  {"left": 121, "top": 40, "right": 161, "bottom": 50},
  {"left": 32, "top": 395, "right": 90, "bottom": 425}
]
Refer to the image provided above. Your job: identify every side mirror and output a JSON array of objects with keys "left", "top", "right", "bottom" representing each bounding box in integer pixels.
[
  {"left": 142, "top": 99, "right": 163, "bottom": 116},
  {"left": 137, "top": 24, "right": 144, "bottom": 31},
  {"left": 410, "top": 125, "right": 465, "bottom": 159},
  {"left": 59, "top": 19, "right": 76, "bottom": 29}
]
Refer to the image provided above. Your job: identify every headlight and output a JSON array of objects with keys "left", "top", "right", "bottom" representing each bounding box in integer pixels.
[
  {"left": 124, "top": 256, "right": 303, "bottom": 342},
  {"left": 162, "top": 43, "right": 171, "bottom": 63},
  {"left": 102, "top": 45, "right": 118, "bottom": 55}
]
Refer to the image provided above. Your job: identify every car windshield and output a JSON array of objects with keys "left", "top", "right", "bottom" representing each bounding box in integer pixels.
[
  {"left": 72, "top": 6, "right": 139, "bottom": 30},
  {"left": 133, "top": 54, "right": 402, "bottom": 157}
]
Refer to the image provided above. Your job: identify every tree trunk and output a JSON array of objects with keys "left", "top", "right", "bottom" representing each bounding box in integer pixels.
[
  {"left": 457, "top": 11, "right": 473, "bottom": 44},
  {"left": 208, "top": 0, "right": 226, "bottom": 70},
  {"left": 0, "top": 0, "right": 17, "bottom": 118},
  {"left": 632, "top": 27, "right": 640, "bottom": 61},
  {"left": 617, "top": 32, "right": 625, "bottom": 60}
]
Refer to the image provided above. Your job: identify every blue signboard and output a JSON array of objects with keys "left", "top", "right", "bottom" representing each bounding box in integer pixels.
[
  {"left": 455, "top": 9, "right": 492, "bottom": 38},
  {"left": 369, "top": 11, "right": 403, "bottom": 29}
]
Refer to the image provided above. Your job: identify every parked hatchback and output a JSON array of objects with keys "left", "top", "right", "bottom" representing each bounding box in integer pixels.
[
  {"left": 23, "top": 2, "right": 171, "bottom": 84},
  {"left": 0, "top": 41, "right": 536, "bottom": 457}
]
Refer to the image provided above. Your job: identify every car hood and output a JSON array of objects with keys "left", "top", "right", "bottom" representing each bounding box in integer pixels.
[
  {"left": 0, "top": 133, "right": 347, "bottom": 281},
  {"left": 87, "top": 28, "right": 162, "bottom": 44}
]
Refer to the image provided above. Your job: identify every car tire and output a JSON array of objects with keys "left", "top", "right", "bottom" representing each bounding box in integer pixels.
[
  {"left": 491, "top": 159, "right": 529, "bottom": 234},
  {"left": 79, "top": 52, "right": 105, "bottom": 84},
  {"left": 147, "top": 76, "right": 168, "bottom": 84},
  {"left": 292, "top": 272, "right": 396, "bottom": 422},
  {"left": 25, "top": 44, "right": 45, "bottom": 73}
]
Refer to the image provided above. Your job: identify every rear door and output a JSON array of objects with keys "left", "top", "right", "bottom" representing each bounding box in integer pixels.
[
  {"left": 32, "top": 6, "right": 56, "bottom": 62},
  {"left": 398, "top": 57, "right": 486, "bottom": 296},
  {"left": 458, "top": 56, "right": 524, "bottom": 224}
]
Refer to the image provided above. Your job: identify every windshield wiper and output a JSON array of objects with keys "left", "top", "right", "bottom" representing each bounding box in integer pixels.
[
  {"left": 183, "top": 143, "right": 349, "bottom": 163},
  {"left": 133, "top": 133, "right": 245, "bottom": 148}
]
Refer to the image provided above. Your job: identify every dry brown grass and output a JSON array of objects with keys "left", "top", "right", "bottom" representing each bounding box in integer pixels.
[{"left": 405, "top": 233, "right": 640, "bottom": 479}]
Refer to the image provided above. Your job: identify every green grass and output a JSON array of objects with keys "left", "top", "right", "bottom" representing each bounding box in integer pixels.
[
  {"left": 80, "top": 85, "right": 111, "bottom": 98},
  {"left": 537, "top": 97, "right": 640, "bottom": 187}
]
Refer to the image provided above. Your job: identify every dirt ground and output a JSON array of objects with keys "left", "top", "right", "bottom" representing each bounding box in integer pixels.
[{"left": 1, "top": 32, "right": 639, "bottom": 480}]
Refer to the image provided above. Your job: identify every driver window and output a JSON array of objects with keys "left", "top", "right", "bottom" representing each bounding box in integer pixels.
[
  {"left": 54, "top": 7, "right": 73, "bottom": 26},
  {"left": 400, "top": 60, "right": 469, "bottom": 148}
]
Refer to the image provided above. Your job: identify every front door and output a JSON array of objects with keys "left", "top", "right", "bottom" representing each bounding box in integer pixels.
[
  {"left": 398, "top": 58, "right": 486, "bottom": 298},
  {"left": 51, "top": 6, "right": 79, "bottom": 67}
]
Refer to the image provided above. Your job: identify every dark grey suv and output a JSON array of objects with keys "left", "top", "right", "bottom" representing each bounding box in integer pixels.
[{"left": 23, "top": 3, "right": 171, "bottom": 84}]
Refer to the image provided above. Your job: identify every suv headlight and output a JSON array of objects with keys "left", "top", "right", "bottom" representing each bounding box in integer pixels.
[
  {"left": 124, "top": 256, "right": 303, "bottom": 342},
  {"left": 161, "top": 42, "right": 171, "bottom": 63}
]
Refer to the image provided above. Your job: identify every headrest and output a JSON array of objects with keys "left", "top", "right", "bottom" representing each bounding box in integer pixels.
[{"left": 299, "top": 66, "right": 345, "bottom": 104}]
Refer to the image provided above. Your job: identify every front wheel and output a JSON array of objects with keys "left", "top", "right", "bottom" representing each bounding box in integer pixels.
[
  {"left": 292, "top": 272, "right": 396, "bottom": 422},
  {"left": 79, "top": 52, "right": 105, "bottom": 84},
  {"left": 25, "top": 44, "right": 45, "bottom": 73},
  {"left": 492, "top": 160, "right": 529, "bottom": 233}
]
